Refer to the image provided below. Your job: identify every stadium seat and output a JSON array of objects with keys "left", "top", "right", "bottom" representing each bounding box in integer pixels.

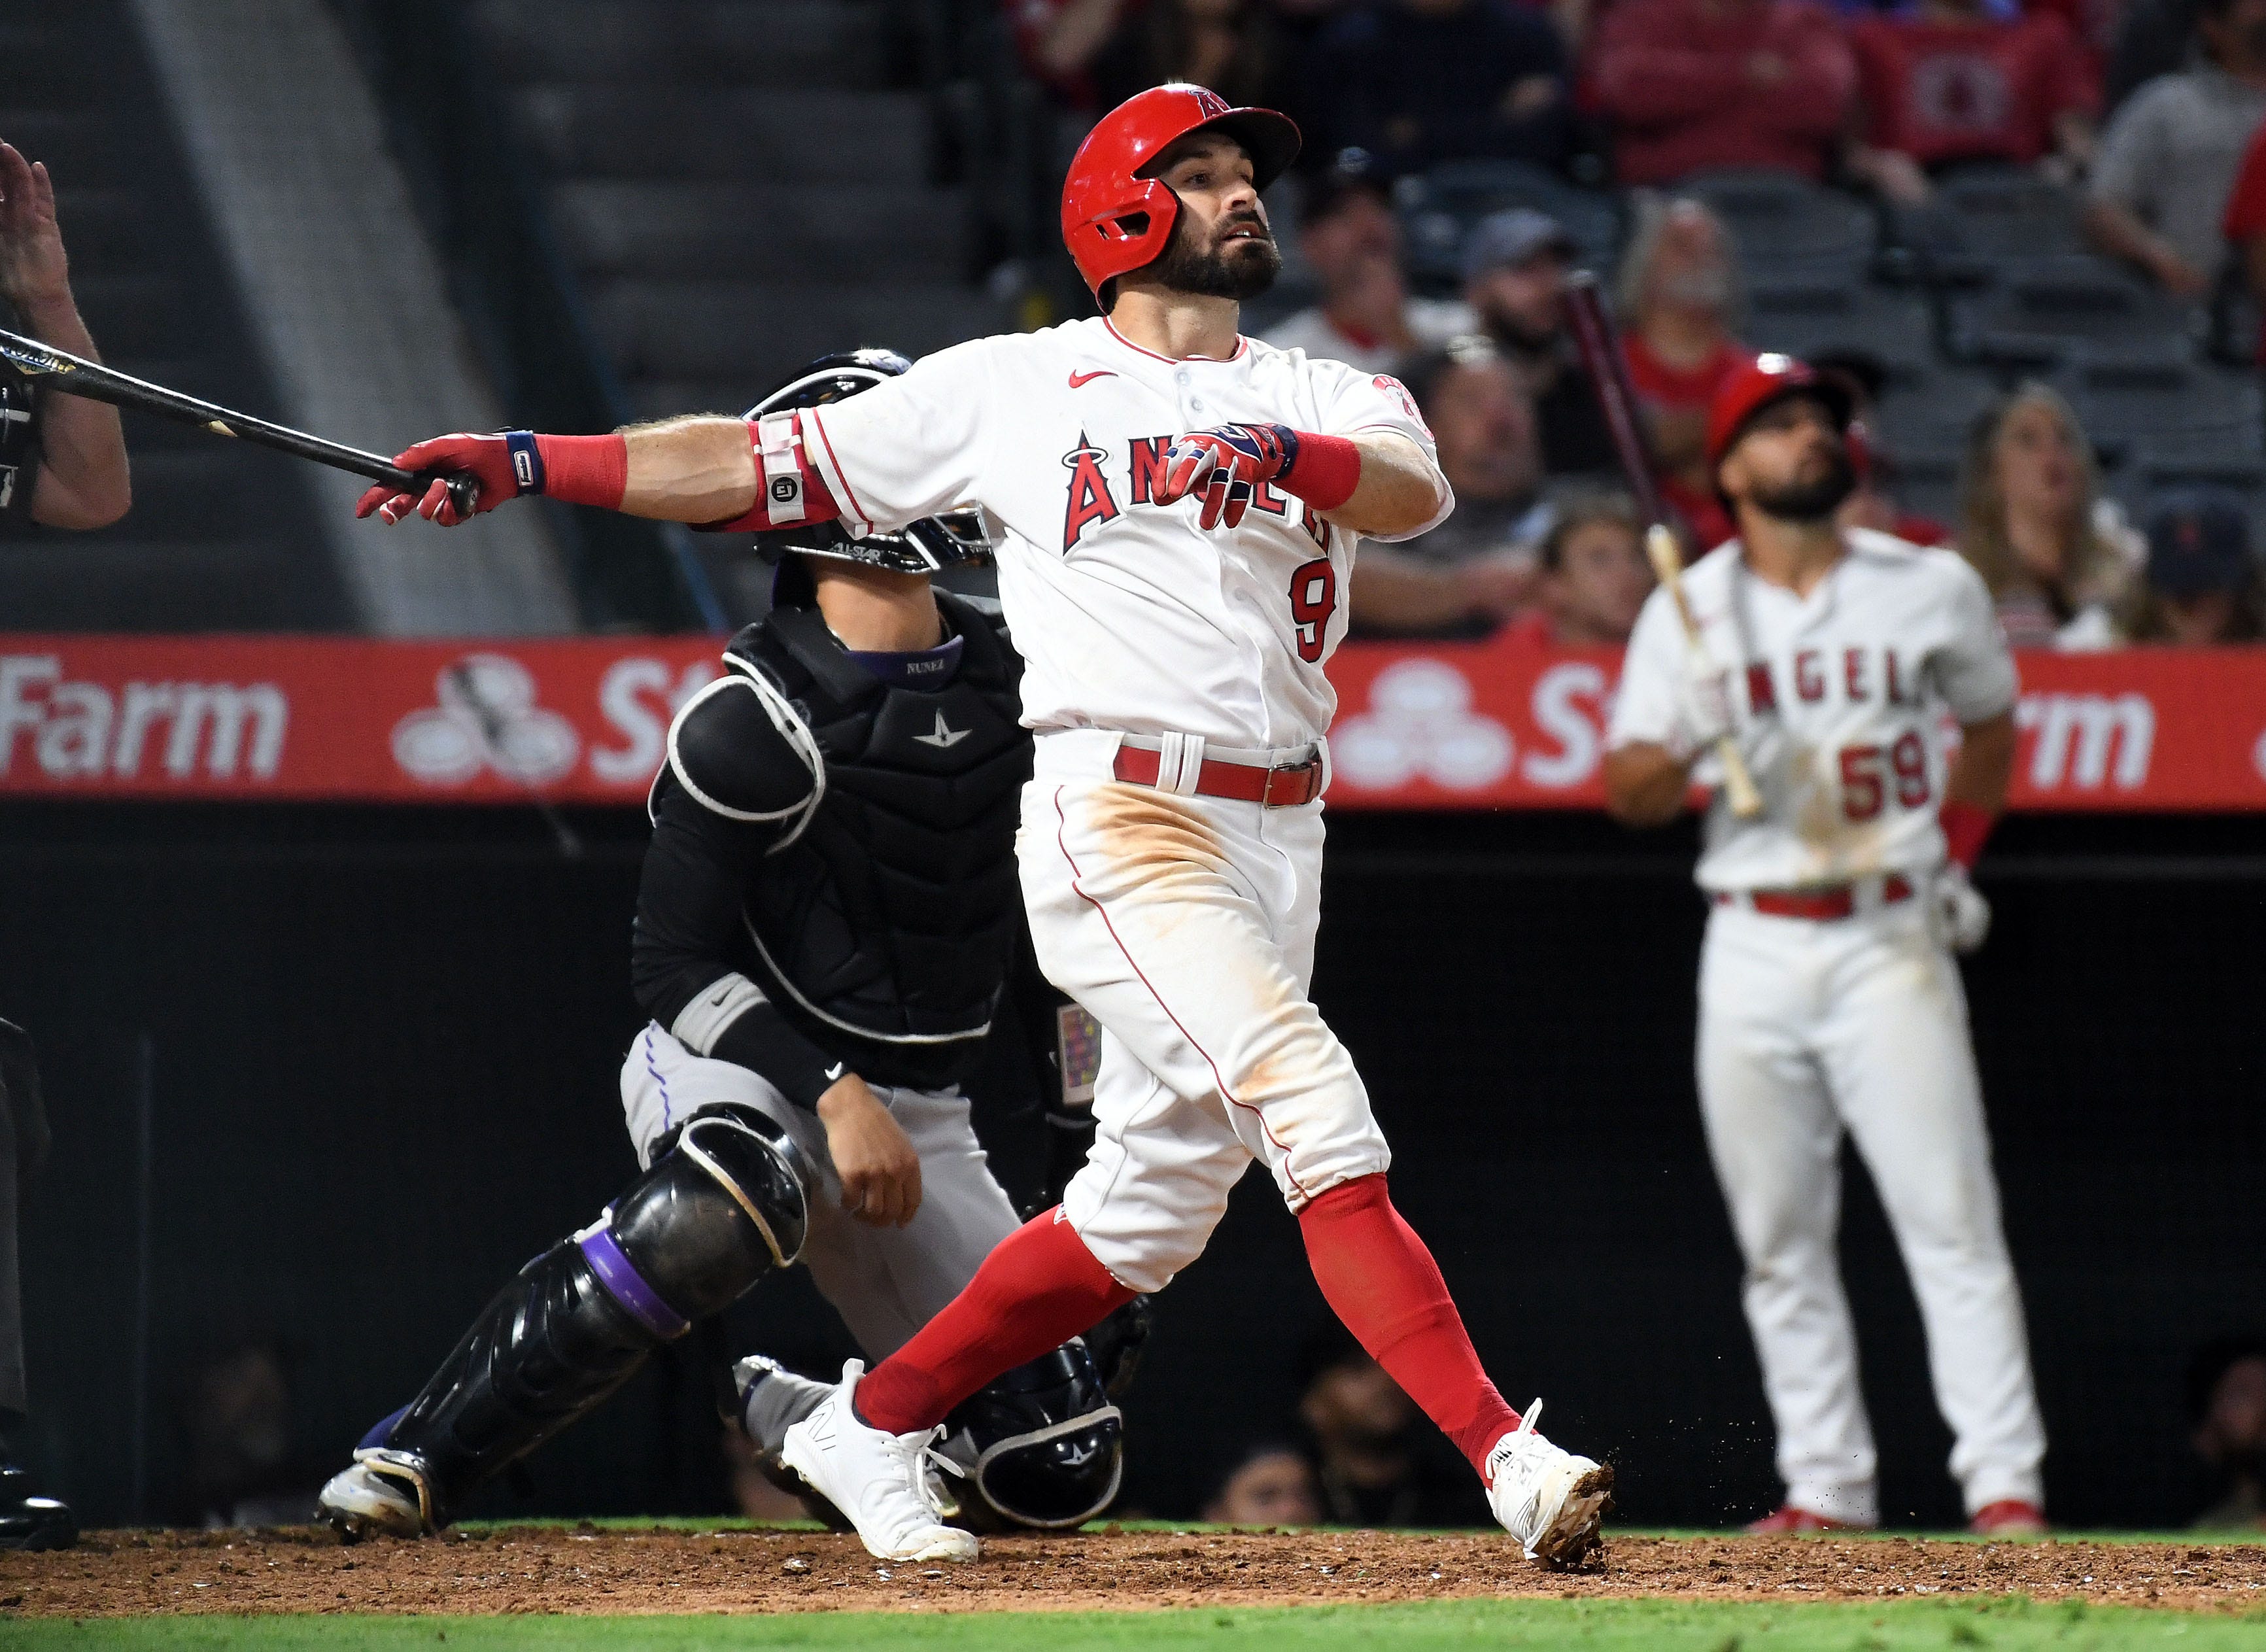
[
  {"left": 1397, "top": 160, "right": 1622, "bottom": 294},
  {"left": 1893, "top": 166, "right": 2092, "bottom": 265},
  {"left": 1676, "top": 169, "right": 1878, "bottom": 279},
  {"left": 1948, "top": 254, "right": 2203, "bottom": 370},
  {"left": 1881, "top": 445, "right": 1965, "bottom": 528},
  {"left": 2052, "top": 356, "right": 2264, "bottom": 460},
  {"left": 1745, "top": 279, "right": 1937, "bottom": 366},
  {"left": 1870, "top": 365, "right": 1999, "bottom": 456}
]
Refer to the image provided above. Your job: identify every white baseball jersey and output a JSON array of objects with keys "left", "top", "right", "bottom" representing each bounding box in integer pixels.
[
  {"left": 1608, "top": 528, "right": 2017, "bottom": 894},
  {"left": 803, "top": 316, "right": 1449, "bottom": 750}
]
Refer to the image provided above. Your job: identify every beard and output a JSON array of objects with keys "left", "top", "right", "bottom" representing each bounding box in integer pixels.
[
  {"left": 1150, "top": 205, "right": 1282, "bottom": 301},
  {"left": 1747, "top": 446, "right": 1858, "bottom": 523}
]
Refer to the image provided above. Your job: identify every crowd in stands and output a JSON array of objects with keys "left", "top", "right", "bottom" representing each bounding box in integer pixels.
[{"left": 1012, "top": 0, "right": 2266, "bottom": 647}]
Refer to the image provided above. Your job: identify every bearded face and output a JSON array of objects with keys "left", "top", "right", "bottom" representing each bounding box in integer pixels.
[
  {"left": 1150, "top": 194, "right": 1282, "bottom": 301},
  {"left": 1747, "top": 443, "right": 1859, "bottom": 523}
]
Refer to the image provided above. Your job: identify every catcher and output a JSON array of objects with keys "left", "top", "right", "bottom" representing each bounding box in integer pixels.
[{"left": 318, "top": 353, "right": 1135, "bottom": 1539}]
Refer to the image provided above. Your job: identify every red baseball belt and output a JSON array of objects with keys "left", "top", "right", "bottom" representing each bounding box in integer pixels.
[
  {"left": 1111, "top": 738, "right": 1325, "bottom": 808},
  {"left": 1717, "top": 874, "right": 1914, "bottom": 921}
]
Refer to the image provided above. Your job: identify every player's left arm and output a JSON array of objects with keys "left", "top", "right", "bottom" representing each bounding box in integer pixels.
[
  {"left": 1324, "top": 431, "right": 1452, "bottom": 539},
  {"left": 1930, "top": 553, "right": 2021, "bottom": 871},
  {"left": 0, "top": 143, "right": 130, "bottom": 530}
]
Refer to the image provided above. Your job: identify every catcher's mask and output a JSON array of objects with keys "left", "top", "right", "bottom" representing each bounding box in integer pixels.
[{"left": 746, "top": 349, "right": 997, "bottom": 575}]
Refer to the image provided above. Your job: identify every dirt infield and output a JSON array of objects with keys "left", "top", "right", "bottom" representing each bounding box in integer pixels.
[{"left": 3, "top": 1527, "right": 2263, "bottom": 1618}]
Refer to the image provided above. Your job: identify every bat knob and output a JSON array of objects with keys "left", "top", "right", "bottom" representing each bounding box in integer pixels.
[{"left": 443, "top": 473, "right": 480, "bottom": 521}]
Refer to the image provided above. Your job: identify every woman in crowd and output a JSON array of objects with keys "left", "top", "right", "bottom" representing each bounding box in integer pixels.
[{"left": 1954, "top": 384, "right": 2142, "bottom": 649}]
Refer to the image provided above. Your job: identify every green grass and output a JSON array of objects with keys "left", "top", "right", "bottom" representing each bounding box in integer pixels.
[{"left": 7, "top": 1597, "right": 2266, "bottom": 1651}]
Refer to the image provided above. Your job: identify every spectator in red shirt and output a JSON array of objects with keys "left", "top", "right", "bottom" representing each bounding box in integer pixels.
[
  {"left": 2222, "top": 112, "right": 2266, "bottom": 360},
  {"left": 1848, "top": 0, "right": 2099, "bottom": 202},
  {"left": 1615, "top": 196, "right": 1755, "bottom": 545},
  {"left": 1587, "top": 0, "right": 1859, "bottom": 186}
]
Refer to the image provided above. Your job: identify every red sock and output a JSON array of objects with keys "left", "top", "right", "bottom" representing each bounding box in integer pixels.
[
  {"left": 1299, "top": 1174, "right": 1520, "bottom": 1478},
  {"left": 855, "top": 1210, "right": 1135, "bottom": 1435}
]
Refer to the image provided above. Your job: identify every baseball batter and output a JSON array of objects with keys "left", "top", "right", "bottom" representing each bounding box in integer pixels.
[
  {"left": 358, "top": 84, "right": 1611, "bottom": 1566},
  {"left": 1602, "top": 356, "right": 2048, "bottom": 1534}
]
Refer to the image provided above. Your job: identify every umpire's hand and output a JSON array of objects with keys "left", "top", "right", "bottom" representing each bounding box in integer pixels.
[{"left": 816, "top": 1073, "right": 923, "bottom": 1228}]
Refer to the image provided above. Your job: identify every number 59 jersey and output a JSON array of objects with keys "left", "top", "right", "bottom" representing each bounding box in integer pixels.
[
  {"left": 1607, "top": 528, "right": 2019, "bottom": 893},
  {"left": 800, "top": 316, "right": 1449, "bottom": 751}
]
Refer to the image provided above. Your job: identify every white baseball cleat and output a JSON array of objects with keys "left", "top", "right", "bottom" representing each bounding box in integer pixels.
[
  {"left": 1485, "top": 1400, "right": 1612, "bottom": 1564},
  {"left": 317, "top": 1450, "right": 430, "bottom": 1540},
  {"left": 778, "top": 1360, "right": 979, "bottom": 1563}
]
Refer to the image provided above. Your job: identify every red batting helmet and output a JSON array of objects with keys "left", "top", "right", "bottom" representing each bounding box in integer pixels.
[
  {"left": 1705, "top": 353, "right": 1855, "bottom": 475},
  {"left": 1061, "top": 83, "right": 1301, "bottom": 298}
]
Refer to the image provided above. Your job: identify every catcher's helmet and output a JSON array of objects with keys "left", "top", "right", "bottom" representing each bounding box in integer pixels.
[
  {"left": 1060, "top": 83, "right": 1301, "bottom": 298},
  {"left": 745, "top": 349, "right": 996, "bottom": 574}
]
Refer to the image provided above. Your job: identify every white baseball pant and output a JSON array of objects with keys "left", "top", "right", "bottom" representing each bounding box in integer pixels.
[
  {"left": 618, "top": 1024, "right": 1021, "bottom": 1360},
  {"left": 1696, "top": 897, "right": 2047, "bottom": 1522},
  {"left": 1021, "top": 731, "right": 1391, "bottom": 1296}
]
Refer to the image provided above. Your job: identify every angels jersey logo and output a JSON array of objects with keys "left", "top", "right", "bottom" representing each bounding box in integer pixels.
[
  {"left": 1061, "top": 431, "right": 1120, "bottom": 551},
  {"left": 1374, "top": 374, "right": 1428, "bottom": 436}
]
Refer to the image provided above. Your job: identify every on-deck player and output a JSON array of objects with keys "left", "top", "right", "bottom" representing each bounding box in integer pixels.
[
  {"left": 1602, "top": 356, "right": 2048, "bottom": 1536},
  {"left": 357, "top": 84, "right": 1612, "bottom": 1566}
]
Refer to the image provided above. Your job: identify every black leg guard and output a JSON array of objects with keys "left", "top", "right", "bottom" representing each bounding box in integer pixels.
[{"left": 356, "top": 1107, "right": 811, "bottom": 1529}]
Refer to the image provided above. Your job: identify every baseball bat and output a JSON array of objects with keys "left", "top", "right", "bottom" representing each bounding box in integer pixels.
[
  {"left": 0, "top": 326, "right": 478, "bottom": 520},
  {"left": 1562, "top": 272, "right": 1763, "bottom": 820}
]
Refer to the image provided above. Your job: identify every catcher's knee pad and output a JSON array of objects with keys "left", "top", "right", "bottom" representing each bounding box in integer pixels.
[
  {"left": 598, "top": 1104, "right": 813, "bottom": 1331},
  {"left": 938, "top": 1338, "right": 1124, "bottom": 1531}
]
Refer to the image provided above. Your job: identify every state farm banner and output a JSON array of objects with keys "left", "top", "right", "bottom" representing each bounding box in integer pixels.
[{"left": 0, "top": 633, "right": 2261, "bottom": 810}]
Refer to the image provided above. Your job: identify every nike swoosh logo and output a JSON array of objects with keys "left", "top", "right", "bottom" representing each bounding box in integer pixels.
[
  {"left": 825, "top": 1062, "right": 845, "bottom": 1080},
  {"left": 1068, "top": 370, "right": 1115, "bottom": 389}
]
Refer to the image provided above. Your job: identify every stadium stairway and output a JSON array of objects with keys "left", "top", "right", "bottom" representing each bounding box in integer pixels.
[
  {"left": 0, "top": 0, "right": 349, "bottom": 630},
  {"left": 472, "top": 0, "right": 1006, "bottom": 424}
]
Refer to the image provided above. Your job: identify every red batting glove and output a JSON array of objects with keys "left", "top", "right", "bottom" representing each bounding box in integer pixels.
[
  {"left": 354, "top": 432, "right": 521, "bottom": 527},
  {"left": 1157, "top": 422, "right": 1297, "bottom": 530}
]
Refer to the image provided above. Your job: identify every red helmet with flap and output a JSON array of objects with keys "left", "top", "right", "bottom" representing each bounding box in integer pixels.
[{"left": 1060, "top": 84, "right": 1301, "bottom": 298}]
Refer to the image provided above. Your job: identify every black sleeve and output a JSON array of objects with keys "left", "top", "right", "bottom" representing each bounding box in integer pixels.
[{"left": 628, "top": 676, "right": 846, "bottom": 1111}]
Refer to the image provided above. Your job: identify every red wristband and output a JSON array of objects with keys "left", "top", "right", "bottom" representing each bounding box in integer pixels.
[
  {"left": 1280, "top": 431, "right": 1360, "bottom": 513},
  {"left": 532, "top": 433, "right": 629, "bottom": 510},
  {"left": 1940, "top": 799, "right": 1996, "bottom": 870}
]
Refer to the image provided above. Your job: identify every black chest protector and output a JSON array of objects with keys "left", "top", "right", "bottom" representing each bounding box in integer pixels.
[{"left": 730, "top": 592, "right": 1031, "bottom": 1090}]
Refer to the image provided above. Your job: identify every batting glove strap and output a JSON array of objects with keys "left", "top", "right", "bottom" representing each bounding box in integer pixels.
[{"left": 502, "top": 430, "right": 543, "bottom": 497}]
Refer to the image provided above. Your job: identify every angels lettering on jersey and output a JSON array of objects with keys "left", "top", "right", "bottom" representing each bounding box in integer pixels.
[{"left": 1057, "top": 429, "right": 1331, "bottom": 556}]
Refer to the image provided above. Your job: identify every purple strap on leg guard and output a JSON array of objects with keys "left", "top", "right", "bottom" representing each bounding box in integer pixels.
[
  {"left": 358, "top": 1403, "right": 409, "bottom": 1453},
  {"left": 578, "top": 1224, "right": 689, "bottom": 1341}
]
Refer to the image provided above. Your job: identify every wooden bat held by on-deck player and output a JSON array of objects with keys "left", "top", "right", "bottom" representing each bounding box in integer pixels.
[
  {"left": 0, "top": 326, "right": 479, "bottom": 521},
  {"left": 1561, "top": 271, "right": 1763, "bottom": 819}
]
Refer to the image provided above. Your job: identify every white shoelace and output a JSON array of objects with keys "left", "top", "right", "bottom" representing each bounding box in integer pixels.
[{"left": 880, "top": 1426, "right": 967, "bottom": 1524}]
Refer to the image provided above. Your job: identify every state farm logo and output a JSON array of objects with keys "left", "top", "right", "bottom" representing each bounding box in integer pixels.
[
  {"left": 2016, "top": 691, "right": 2152, "bottom": 791},
  {"left": 1332, "top": 658, "right": 1612, "bottom": 794},
  {"left": 1333, "top": 659, "right": 1515, "bottom": 789},
  {"left": 392, "top": 655, "right": 579, "bottom": 786},
  {"left": 0, "top": 654, "right": 286, "bottom": 781}
]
